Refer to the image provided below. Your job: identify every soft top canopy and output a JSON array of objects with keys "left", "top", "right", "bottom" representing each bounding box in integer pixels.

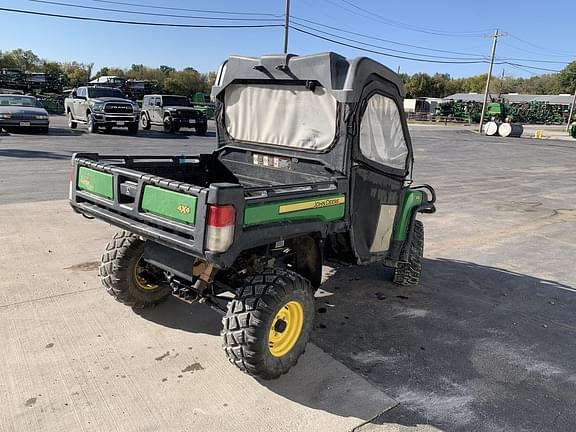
[{"left": 211, "top": 52, "right": 405, "bottom": 103}]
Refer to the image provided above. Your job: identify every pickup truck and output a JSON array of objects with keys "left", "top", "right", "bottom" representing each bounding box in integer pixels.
[
  {"left": 65, "top": 86, "right": 140, "bottom": 134},
  {"left": 140, "top": 94, "right": 208, "bottom": 135},
  {"left": 69, "top": 52, "right": 436, "bottom": 379}
]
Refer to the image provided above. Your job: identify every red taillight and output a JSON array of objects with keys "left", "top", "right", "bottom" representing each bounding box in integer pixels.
[
  {"left": 207, "top": 205, "right": 236, "bottom": 227},
  {"left": 205, "top": 205, "right": 236, "bottom": 252}
]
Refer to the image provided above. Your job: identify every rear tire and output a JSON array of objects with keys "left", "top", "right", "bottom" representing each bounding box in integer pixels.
[
  {"left": 99, "top": 231, "right": 171, "bottom": 308},
  {"left": 393, "top": 220, "right": 424, "bottom": 286},
  {"left": 222, "top": 268, "right": 315, "bottom": 380},
  {"left": 141, "top": 113, "right": 151, "bottom": 130}
]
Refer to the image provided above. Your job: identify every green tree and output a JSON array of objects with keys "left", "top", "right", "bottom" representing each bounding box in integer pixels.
[{"left": 559, "top": 62, "right": 576, "bottom": 93}]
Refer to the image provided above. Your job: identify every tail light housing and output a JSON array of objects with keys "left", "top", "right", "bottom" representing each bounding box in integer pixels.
[
  {"left": 68, "top": 166, "right": 75, "bottom": 200},
  {"left": 205, "top": 205, "right": 236, "bottom": 252}
]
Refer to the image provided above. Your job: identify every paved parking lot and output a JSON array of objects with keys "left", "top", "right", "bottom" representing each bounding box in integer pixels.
[{"left": 1, "top": 116, "right": 575, "bottom": 431}]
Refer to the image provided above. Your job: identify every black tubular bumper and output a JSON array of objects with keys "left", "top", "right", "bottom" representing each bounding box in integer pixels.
[{"left": 412, "top": 184, "right": 436, "bottom": 214}]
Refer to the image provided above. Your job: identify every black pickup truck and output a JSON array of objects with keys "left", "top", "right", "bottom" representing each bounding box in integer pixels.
[{"left": 69, "top": 52, "right": 436, "bottom": 379}]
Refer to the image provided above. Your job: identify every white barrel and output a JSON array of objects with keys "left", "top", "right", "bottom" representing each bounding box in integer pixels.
[
  {"left": 484, "top": 121, "right": 499, "bottom": 136},
  {"left": 498, "top": 123, "right": 523, "bottom": 138}
]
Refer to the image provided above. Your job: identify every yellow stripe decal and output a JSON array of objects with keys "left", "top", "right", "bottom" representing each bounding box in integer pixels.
[{"left": 278, "top": 196, "right": 345, "bottom": 214}]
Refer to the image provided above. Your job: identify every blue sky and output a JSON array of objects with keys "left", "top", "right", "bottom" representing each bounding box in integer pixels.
[{"left": 0, "top": 0, "right": 574, "bottom": 78}]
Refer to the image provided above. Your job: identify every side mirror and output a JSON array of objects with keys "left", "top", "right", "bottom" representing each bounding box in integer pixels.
[{"left": 72, "top": 90, "right": 77, "bottom": 98}]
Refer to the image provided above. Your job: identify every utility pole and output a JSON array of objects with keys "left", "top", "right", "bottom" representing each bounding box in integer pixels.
[
  {"left": 283, "top": 0, "right": 291, "bottom": 54},
  {"left": 567, "top": 89, "right": 576, "bottom": 132},
  {"left": 479, "top": 30, "right": 507, "bottom": 133}
]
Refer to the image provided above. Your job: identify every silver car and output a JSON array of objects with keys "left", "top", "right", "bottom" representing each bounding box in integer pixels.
[{"left": 0, "top": 94, "right": 50, "bottom": 133}]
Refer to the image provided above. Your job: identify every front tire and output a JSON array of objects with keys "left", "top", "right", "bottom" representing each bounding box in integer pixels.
[
  {"left": 67, "top": 111, "right": 77, "bottom": 129},
  {"left": 127, "top": 122, "right": 139, "bottom": 135},
  {"left": 86, "top": 112, "right": 97, "bottom": 134},
  {"left": 222, "top": 268, "right": 315, "bottom": 380},
  {"left": 99, "top": 231, "right": 171, "bottom": 308},
  {"left": 163, "top": 116, "right": 176, "bottom": 133},
  {"left": 393, "top": 220, "right": 424, "bottom": 286},
  {"left": 195, "top": 122, "right": 207, "bottom": 136}
]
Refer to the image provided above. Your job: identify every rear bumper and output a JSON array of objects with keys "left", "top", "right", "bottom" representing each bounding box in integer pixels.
[{"left": 71, "top": 200, "right": 206, "bottom": 260}]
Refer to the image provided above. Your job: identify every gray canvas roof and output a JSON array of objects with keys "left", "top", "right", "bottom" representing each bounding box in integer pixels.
[
  {"left": 211, "top": 52, "right": 405, "bottom": 102},
  {"left": 445, "top": 93, "right": 575, "bottom": 105}
]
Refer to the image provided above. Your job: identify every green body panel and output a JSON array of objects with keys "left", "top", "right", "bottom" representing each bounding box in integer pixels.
[
  {"left": 244, "top": 194, "right": 346, "bottom": 227},
  {"left": 77, "top": 167, "right": 114, "bottom": 200},
  {"left": 141, "top": 185, "right": 197, "bottom": 225},
  {"left": 393, "top": 189, "right": 423, "bottom": 241}
]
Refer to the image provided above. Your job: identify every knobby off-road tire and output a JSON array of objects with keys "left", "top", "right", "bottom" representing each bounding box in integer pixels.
[
  {"left": 393, "top": 220, "right": 424, "bottom": 286},
  {"left": 222, "top": 268, "right": 315, "bottom": 380},
  {"left": 99, "top": 231, "right": 171, "bottom": 308},
  {"left": 141, "top": 113, "right": 151, "bottom": 130}
]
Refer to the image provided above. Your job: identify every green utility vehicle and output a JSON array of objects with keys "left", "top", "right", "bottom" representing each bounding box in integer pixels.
[{"left": 69, "top": 53, "right": 436, "bottom": 379}]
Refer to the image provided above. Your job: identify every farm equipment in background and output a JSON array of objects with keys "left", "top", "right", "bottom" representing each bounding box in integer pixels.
[{"left": 191, "top": 91, "right": 215, "bottom": 119}]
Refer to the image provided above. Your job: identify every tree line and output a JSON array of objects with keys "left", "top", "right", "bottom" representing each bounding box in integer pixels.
[
  {"left": 2, "top": 48, "right": 575, "bottom": 98},
  {"left": 402, "top": 64, "right": 576, "bottom": 98},
  {"left": 0, "top": 49, "right": 215, "bottom": 96}
]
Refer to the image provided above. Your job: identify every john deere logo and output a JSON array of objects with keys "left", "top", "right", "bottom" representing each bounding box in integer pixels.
[
  {"left": 79, "top": 176, "right": 92, "bottom": 188},
  {"left": 177, "top": 204, "right": 191, "bottom": 215}
]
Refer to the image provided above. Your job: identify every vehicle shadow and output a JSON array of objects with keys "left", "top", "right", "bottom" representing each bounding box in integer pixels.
[
  {"left": 133, "top": 296, "right": 221, "bottom": 336},
  {"left": 133, "top": 258, "right": 576, "bottom": 429},
  {"left": 0, "top": 148, "right": 70, "bottom": 160},
  {"left": 0, "top": 127, "right": 85, "bottom": 137},
  {"left": 312, "top": 258, "right": 576, "bottom": 431}
]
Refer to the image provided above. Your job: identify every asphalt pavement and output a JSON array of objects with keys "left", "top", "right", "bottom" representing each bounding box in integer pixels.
[{"left": 1, "top": 116, "right": 575, "bottom": 431}]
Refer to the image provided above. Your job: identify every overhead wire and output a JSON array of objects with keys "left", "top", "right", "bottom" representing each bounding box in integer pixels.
[
  {"left": 87, "top": 0, "right": 280, "bottom": 17},
  {"left": 290, "top": 16, "right": 488, "bottom": 57},
  {"left": 290, "top": 26, "right": 490, "bottom": 64},
  {"left": 290, "top": 22, "right": 489, "bottom": 61},
  {"left": 26, "top": 0, "right": 283, "bottom": 21},
  {"left": 0, "top": 6, "right": 284, "bottom": 28},
  {"left": 333, "top": 0, "right": 492, "bottom": 37}
]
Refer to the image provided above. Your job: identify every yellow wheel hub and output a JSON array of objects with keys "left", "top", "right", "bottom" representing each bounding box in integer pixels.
[
  {"left": 133, "top": 259, "right": 160, "bottom": 291},
  {"left": 268, "top": 300, "right": 304, "bottom": 357}
]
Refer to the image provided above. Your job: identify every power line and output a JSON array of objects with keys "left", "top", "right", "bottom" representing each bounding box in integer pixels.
[
  {"left": 509, "top": 34, "right": 576, "bottom": 57},
  {"left": 0, "top": 7, "right": 284, "bottom": 28},
  {"left": 87, "top": 0, "right": 280, "bottom": 17},
  {"left": 290, "top": 16, "right": 487, "bottom": 57},
  {"left": 290, "top": 23, "right": 489, "bottom": 61},
  {"left": 27, "top": 0, "right": 283, "bottom": 21},
  {"left": 290, "top": 26, "right": 490, "bottom": 64},
  {"left": 500, "top": 40, "right": 575, "bottom": 60},
  {"left": 334, "top": 0, "right": 491, "bottom": 37}
]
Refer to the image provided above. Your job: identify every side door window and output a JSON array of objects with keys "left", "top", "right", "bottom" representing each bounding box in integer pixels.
[
  {"left": 359, "top": 94, "right": 408, "bottom": 171},
  {"left": 75, "top": 87, "right": 86, "bottom": 117},
  {"left": 153, "top": 97, "right": 162, "bottom": 122},
  {"left": 350, "top": 93, "right": 409, "bottom": 258}
]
